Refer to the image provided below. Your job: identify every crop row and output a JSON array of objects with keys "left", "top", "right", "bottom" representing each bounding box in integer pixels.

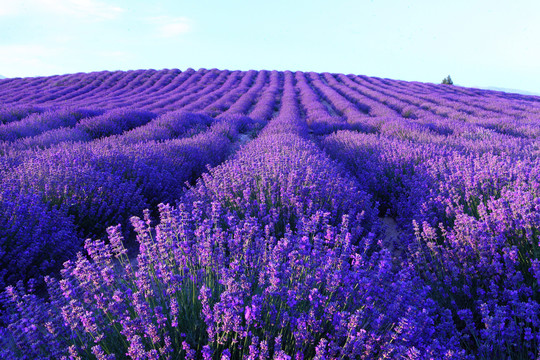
[
  {"left": 2, "top": 69, "right": 540, "bottom": 129},
  {"left": 0, "top": 110, "right": 262, "bottom": 290}
]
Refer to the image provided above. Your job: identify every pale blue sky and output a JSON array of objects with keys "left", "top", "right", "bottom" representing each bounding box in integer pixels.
[{"left": 1, "top": 0, "right": 539, "bottom": 93}]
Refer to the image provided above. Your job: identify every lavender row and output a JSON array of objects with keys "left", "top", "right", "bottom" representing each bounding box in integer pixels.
[
  {"left": 0, "top": 108, "right": 103, "bottom": 142},
  {"left": 306, "top": 72, "right": 369, "bottom": 122},
  {"left": 321, "top": 126, "right": 540, "bottom": 358},
  {"left": 162, "top": 70, "right": 231, "bottom": 112},
  {"left": 355, "top": 75, "right": 540, "bottom": 124},
  {"left": 76, "top": 109, "right": 156, "bottom": 139},
  {"left": 326, "top": 73, "right": 400, "bottom": 117},
  {"left": 118, "top": 111, "right": 215, "bottom": 144},
  {"left": 152, "top": 70, "right": 242, "bottom": 114},
  {"left": 0, "top": 182, "right": 81, "bottom": 290},
  {"left": 0, "top": 113, "right": 262, "bottom": 290},
  {"left": 221, "top": 70, "right": 269, "bottom": 116},
  {"left": 248, "top": 70, "right": 282, "bottom": 121},
  {"left": 346, "top": 75, "right": 438, "bottom": 120},
  {"left": 1, "top": 108, "right": 467, "bottom": 359},
  {"left": 260, "top": 70, "right": 308, "bottom": 136},
  {"left": 182, "top": 71, "right": 245, "bottom": 113},
  {"left": 201, "top": 70, "right": 258, "bottom": 117},
  {"left": 2, "top": 69, "right": 540, "bottom": 125},
  {"left": 0, "top": 109, "right": 156, "bottom": 154},
  {"left": 311, "top": 72, "right": 540, "bottom": 140},
  {"left": 135, "top": 69, "right": 219, "bottom": 113},
  {"left": 0, "top": 105, "right": 43, "bottom": 125},
  {"left": 1, "top": 111, "right": 214, "bottom": 164},
  {"left": 294, "top": 71, "right": 347, "bottom": 135},
  {"left": 362, "top": 76, "right": 476, "bottom": 120},
  {"left": 137, "top": 69, "right": 199, "bottom": 111}
]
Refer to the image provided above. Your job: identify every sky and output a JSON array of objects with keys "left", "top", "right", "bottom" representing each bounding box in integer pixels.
[{"left": 0, "top": 0, "right": 539, "bottom": 94}]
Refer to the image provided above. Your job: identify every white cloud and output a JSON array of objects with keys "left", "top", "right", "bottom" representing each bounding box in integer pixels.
[
  {"left": 0, "top": 44, "right": 63, "bottom": 77},
  {"left": 40, "top": 0, "right": 124, "bottom": 20},
  {"left": 0, "top": 1, "right": 21, "bottom": 16},
  {"left": 0, "top": 0, "right": 124, "bottom": 20},
  {"left": 149, "top": 16, "right": 192, "bottom": 38},
  {"left": 0, "top": 44, "right": 56, "bottom": 58},
  {"left": 0, "top": 44, "right": 134, "bottom": 77},
  {"left": 98, "top": 50, "right": 131, "bottom": 59}
]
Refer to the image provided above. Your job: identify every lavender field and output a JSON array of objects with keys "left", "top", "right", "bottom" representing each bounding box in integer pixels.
[{"left": 0, "top": 68, "right": 539, "bottom": 359}]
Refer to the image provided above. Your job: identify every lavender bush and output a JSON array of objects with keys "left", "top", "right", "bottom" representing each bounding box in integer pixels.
[
  {"left": 0, "top": 107, "right": 102, "bottom": 142},
  {"left": 0, "top": 181, "right": 80, "bottom": 290},
  {"left": 0, "top": 105, "right": 42, "bottom": 125}
]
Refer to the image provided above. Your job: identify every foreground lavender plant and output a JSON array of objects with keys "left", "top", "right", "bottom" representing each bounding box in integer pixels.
[{"left": 0, "top": 182, "right": 80, "bottom": 290}]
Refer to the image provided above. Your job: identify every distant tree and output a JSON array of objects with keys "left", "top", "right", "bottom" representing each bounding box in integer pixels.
[{"left": 441, "top": 75, "right": 453, "bottom": 85}]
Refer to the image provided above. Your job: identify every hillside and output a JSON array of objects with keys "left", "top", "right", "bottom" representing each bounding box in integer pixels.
[
  {"left": 1, "top": 68, "right": 539, "bottom": 117},
  {"left": 1, "top": 68, "right": 540, "bottom": 359}
]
